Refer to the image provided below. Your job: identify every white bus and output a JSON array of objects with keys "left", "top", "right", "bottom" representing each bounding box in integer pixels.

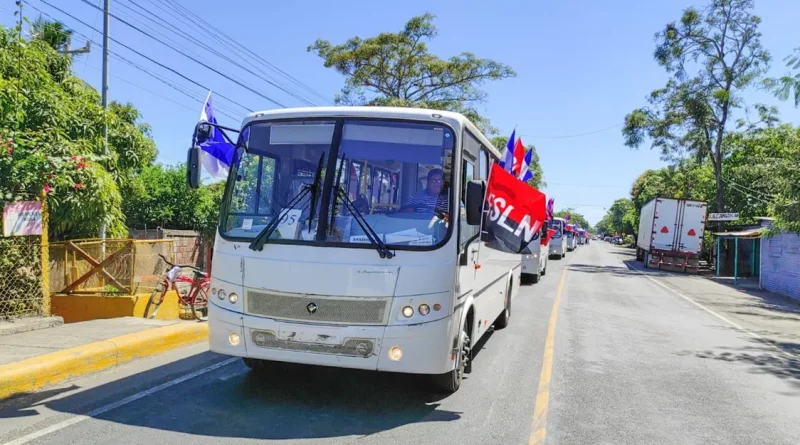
[
  {"left": 521, "top": 224, "right": 549, "bottom": 284},
  {"left": 188, "top": 107, "right": 522, "bottom": 393},
  {"left": 548, "top": 217, "right": 568, "bottom": 258}
]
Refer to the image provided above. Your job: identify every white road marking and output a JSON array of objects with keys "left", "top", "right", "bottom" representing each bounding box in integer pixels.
[
  {"left": 2, "top": 358, "right": 239, "bottom": 445},
  {"left": 625, "top": 258, "right": 796, "bottom": 360}
]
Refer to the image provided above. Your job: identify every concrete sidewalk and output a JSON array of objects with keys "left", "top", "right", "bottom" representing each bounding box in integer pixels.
[{"left": 0, "top": 317, "right": 208, "bottom": 400}]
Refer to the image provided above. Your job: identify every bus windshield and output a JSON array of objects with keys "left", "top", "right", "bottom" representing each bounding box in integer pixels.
[
  {"left": 221, "top": 119, "right": 456, "bottom": 249},
  {"left": 548, "top": 220, "right": 564, "bottom": 238}
]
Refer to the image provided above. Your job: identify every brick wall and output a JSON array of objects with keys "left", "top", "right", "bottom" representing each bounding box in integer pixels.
[
  {"left": 760, "top": 221, "right": 800, "bottom": 300},
  {"left": 129, "top": 228, "right": 210, "bottom": 271}
]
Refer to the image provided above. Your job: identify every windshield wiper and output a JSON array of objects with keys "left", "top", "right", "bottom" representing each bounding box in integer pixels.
[
  {"left": 329, "top": 154, "right": 393, "bottom": 259},
  {"left": 249, "top": 152, "right": 325, "bottom": 251}
]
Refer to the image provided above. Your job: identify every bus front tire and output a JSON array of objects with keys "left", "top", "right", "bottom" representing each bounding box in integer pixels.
[
  {"left": 494, "top": 283, "right": 512, "bottom": 330},
  {"left": 243, "top": 357, "right": 273, "bottom": 373},
  {"left": 432, "top": 328, "right": 470, "bottom": 393}
]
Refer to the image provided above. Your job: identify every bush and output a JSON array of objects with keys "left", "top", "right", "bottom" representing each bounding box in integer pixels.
[{"left": 623, "top": 235, "right": 635, "bottom": 246}]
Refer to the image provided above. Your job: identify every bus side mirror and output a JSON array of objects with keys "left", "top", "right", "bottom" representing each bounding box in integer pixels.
[
  {"left": 466, "top": 180, "right": 485, "bottom": 226},
  {"left": 187, "top": 146, "right": 201, "bottom": 189}
]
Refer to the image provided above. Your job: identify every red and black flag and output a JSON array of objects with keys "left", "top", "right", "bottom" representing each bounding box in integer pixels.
[{"left": 483, "top": 163, "right": 547, "bottom": 254}]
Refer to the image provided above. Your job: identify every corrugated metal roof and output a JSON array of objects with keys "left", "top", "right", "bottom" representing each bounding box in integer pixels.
[{"left": 712, "top": 228, "right": 764, "bottom": 239}]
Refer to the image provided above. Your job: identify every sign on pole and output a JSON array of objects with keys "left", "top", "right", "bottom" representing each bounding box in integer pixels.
[
  {"left": 708, "top": 212, "right": 739, "bottom": 222},
  {"left": 3, "top": 201, "right": 43, "bottom": 236}
]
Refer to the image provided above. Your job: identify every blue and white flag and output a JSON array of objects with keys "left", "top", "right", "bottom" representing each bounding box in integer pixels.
[
  {"left": 198, "top": 91, "right": 234, "bottom": 179},
  {"left": 518, "top": 147, "right": 533, "bottom": 182},
  {"left": 498, "top": 129, "right": 516, "bottom": 174}
]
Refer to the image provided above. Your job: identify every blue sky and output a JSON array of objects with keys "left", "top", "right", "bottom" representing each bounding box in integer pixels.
[{"left": 6, "top": 0, "right": 800, "bottom": 225}]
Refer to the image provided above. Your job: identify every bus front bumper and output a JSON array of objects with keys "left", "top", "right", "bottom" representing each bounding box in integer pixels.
[{"left": 208, "top": 302, "right": 457, "bottom": 375}]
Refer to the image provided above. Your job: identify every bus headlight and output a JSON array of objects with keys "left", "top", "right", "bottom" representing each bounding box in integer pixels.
[
  {"left": 418, "top": 304, "right": 430, "bottom": 316},
  {"left": 389, "top": 346, "right": 403, "bottom": 361},
  {"left": 402, "top": 306, "right": 414, "bottom": 318},
  {"left": 228, "top": 293, "right": 238, "bottom": 304},
  {"left": 217, "top": 289, "right": 226, "bottom": 300},
  {"left": 228, "top": 332, "right": 240, "bottom": 346}
]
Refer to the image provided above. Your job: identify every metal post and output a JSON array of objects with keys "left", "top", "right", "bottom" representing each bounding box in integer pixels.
[
  {"left": 734, "top": 237, "right": 739, "bottom": 285},
  {"left": 99, "top": 0, "right": 110, "bottom": 242},
  {"left": 716, "top": 237, "right": 721, "bottom": 277}
]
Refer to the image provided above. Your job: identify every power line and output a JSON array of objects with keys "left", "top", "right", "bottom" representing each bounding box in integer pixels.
[
  {"left": 133, "top": 0, "right": 321, "bottom": 107},
  {"left": 517, "top": 123, "right": 622, "bottom": 140},
  {"left": 110, "top": 0, "right": 317, "bottom": 107},
  {"left": 33, "top": 0, "right": 255, "bottom": 114},
  {"left": 157, "top": 0, "right": 332, "bottom": 105},
  {"left": 75, "top": 0, "right": 288, "bottom": 108}
]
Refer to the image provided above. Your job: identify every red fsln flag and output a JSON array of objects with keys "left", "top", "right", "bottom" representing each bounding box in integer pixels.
[
  {"left": 542, "top": 228, "right": 556, "bottom": 246},
  {"left": 484, "top": 163, "right": 547, "bottom": 253}
]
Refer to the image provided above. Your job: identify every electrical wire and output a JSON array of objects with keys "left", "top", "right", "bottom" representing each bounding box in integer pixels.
[
  {"left": 32, "top": 0, "right": 255, "bottom": 114},
  {"left": 517, "top": 123, "right": 622, "bottom": 140},
  {"left": 157, "top": 0, "right": 332, "bottom": 105},
  {"left": 74, "top": 0, "right": 288, "bottom": 108},
  {"left": 131, "top": 0, "right": 321, "bottom": 107}
]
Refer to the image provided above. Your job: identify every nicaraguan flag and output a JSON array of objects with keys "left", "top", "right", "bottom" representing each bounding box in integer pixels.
[
  {"left": 198, "top": 91, "right": 234, "bottom": 179},
  {"left": 498, "top": 129, "right": 516, "bottom": 173},
  {"left": 518, "top": 146, "right": 533, "bottom": 182}
]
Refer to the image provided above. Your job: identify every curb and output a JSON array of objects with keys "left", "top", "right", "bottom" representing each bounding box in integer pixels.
[{"left": 0, "top": 321, "right": 209, "bottom": 401}]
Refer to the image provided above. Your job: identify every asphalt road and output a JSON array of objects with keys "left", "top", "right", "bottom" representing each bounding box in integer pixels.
[{"left": 2, "top": 243, "right": 799, "bottom": 445}]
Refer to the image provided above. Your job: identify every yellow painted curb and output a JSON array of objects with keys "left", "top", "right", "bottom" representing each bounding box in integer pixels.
[{"left": 0, "top": 322, "right": 209, "bottom": 400}]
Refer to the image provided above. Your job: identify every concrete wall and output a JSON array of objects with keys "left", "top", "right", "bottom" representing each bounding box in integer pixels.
[
  {"left": 760, "top": 221, "right": 800, "bottom": 300},
  {"left": 128, "top": 228, "right": 209, "bottom": 270}
]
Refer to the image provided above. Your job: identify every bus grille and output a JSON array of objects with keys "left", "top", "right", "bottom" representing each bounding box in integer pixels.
[
  {"left": 250, "top": 330, "right": 376, "bottom": 357},
  {"left": 245, "top": 290, "right": 389, "bottom": 325}
]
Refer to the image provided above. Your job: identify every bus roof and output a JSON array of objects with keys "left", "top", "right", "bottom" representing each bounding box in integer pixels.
[
  {"left": 552, "top": 217, "right": 566, "bottom": 222},
  {"left": 242, "top": 106, "right": 501, "bottom": 158}
]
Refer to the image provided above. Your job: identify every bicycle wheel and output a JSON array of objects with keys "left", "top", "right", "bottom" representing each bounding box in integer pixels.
[
  {"left": 144, "top": 282, "right": 167, "bottom": 319},
  {"left": 191, "top": 281, "right": 211, "bottom": 321}
]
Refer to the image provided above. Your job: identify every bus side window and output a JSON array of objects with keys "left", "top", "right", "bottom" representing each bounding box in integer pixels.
[
  {"left": 460, "top": 160, "right": 477, "bottom": 248},
  {"left": 479, "top": 149, "right": 489, "bottom": 180}
]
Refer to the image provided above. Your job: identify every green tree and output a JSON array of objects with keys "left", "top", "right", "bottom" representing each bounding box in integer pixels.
[
  {"left": 766, "top": 48, "right": 800, "bottom": 107},
  {"left": 622, "top": 0, "right": 770, "bottom": 215},
  {"left": 308, "top": 13, "right": 515, "bottom": 134},
  {"left": 123, "top": 164, "right": 224, "bottom": 240},
  {"left": 597, "top": 199, "right": 635, "bottom": 236},
  {"left": 554, "top": 208, "right": 589, "bottom": 231},
  {"left": 30, "top": 17, "right": 72, "bottom": 51},
  {"left": 0, "top": 26, "right": 156, "bottom": 239},
  {"left": 489, "top": 136, "right": 545, "bottom": 189}
]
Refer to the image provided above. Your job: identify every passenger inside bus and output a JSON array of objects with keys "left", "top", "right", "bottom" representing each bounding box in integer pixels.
[{"left": 401, "top": 168, "right": 448, "bottom": 213}]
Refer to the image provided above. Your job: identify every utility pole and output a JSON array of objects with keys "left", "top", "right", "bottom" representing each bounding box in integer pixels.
[{"left": 100, "top": 0, "right": 110, "bottom": 242}]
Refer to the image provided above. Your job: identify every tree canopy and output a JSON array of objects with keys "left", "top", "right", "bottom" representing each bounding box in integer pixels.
[
  {"left": 0, "top": 25, "right": 156, "bottom": 239},
  {"left": 622, "top": 0, "right": 770, "bottom": 215},
  {"left": 554, "top": 208, "right": 590, "bottom": 231},
  {"left": 308, "top": 13, "right": 515, "bottom": 134}
]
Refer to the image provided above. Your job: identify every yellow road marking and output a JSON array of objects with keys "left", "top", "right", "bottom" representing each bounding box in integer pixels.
[{"left": 529, "top": 268, "right": 567, "bottom": 445}]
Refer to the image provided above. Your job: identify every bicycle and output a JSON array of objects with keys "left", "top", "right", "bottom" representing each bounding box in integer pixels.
[{"left": 144, "top": 254, "right": 211, "bottom": 321}]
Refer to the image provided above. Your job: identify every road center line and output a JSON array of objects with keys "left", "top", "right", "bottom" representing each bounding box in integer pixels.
[
  {"left": 2, "top": 357, "right": 239, "bottom": 445},
  {"left": 529, "top": 268, "right": 567, "bottom": 445}
]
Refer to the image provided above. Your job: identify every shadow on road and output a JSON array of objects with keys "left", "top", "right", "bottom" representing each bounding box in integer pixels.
[
  {"left": 0, "top": 350, "right": 463, "bottom": 440},
  {"left": 568, "top": 263, "right": 643, "bottom": 277},
  {"left": 683, "top": 336, "right": 800, "bottom": 389}
]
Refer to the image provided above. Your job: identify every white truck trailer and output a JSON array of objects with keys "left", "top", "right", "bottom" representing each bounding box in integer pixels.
[{"left": 636, "top": 198, "right": 708, "bottom": 273}]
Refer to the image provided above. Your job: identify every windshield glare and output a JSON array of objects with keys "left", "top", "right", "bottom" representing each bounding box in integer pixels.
[{"left": 222, "top": 119, "right": 455, "bottom": 249}]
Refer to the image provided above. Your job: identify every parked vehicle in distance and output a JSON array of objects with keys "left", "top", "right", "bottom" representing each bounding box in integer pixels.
[
  {"left": 521, "top": 224, "right": 549, "bottom": 284},
  {"left": 636, "top": 198, "right": 708, "bottom": 273},
  {"left": 566, "top": 228, "right": 578, "bottom": 251},
  {"left": 548, "top": 217, "right": 567, "bottom": 259}
]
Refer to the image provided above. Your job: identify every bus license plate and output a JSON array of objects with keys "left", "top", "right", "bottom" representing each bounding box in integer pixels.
[{"left": 277, "top": 325, "right": 340, "bottom": 345}]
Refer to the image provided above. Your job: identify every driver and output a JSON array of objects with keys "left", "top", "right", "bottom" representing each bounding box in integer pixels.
[{"left": 403, "top": 168, "right": 448, "bottom": 213}]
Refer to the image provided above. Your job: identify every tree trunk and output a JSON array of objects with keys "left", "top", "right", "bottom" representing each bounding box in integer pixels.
[{"left": 713, "top": 152, "right": 725, "bottom": 232}]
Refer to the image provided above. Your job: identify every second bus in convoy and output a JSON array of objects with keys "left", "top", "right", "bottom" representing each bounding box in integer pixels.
[
  {"left": 188, "top": 107, "right": 524, "bottom": 393},
  {"left": 548, "top": 217, "right": 567, "bottom": 259}
]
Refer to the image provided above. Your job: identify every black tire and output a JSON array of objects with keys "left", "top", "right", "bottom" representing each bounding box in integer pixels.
[
  {"left": 542, "top": 263, "right": 547, "bottom": 276},
  {"left": 243, "top": 357, "right": 273, "bottom": 373},
  {"left": 561, "top": 252, "right": 566, "bottom": 259},
  {"left": 494, "top": 282, "right": 512, "bottom": 330},
  {"left": 432, "top": 328, "right": 469, "bottom": 393},
  {"left": 521, "top": 273, "right": 535, "bottom": 285},
  {"left": 532, "top": 272, "right": 540, "bottom": 284},
  {"left": 191, "top": 281, "right": 210, "bottom": 321},
  {"left": 143, "top": 284, "right": 166, "bottom": 319}
]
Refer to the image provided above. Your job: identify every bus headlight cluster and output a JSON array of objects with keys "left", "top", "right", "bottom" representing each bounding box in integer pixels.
[
  {"left": 401, "top": 303, "right": 440, "bottom": 318},
  {"left": 213, "top": 286, "right": 239, "bottom": 305}
]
